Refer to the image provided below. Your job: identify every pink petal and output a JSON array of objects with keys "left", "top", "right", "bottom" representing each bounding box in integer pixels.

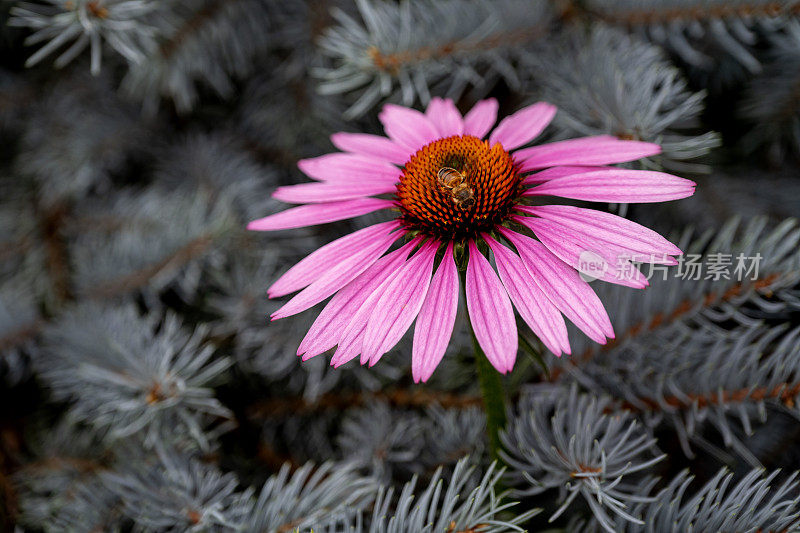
[
  {"left": 272, "top": 180, "right": 397, "bottom": 204},
  {"left": 522, "top": 165, "right": 611, "bottom": 185},
  {"left": 523, "top": 169, "right": 696, "bottom": 203},
  {"left": 515, "top": 136, "right": 662, "bottom": 172},
  {"left": 425, "top": 97, "right": 464, "bottom": 137},
  {"left": 297, "top": 153, "right": 401, "bottom": 182},
  {"left": 484, "top": 235, "right": 570, "bottom": 356},
  {"left": 330, "top": 132, "right": 411, "bottom": 165},
  {"left": 329, "top": 307, "right": 372, "bottom": 366},
  {"left": 412, "top": 242, "right": 459, "bottom": 383},
  {"left": 500, "top": 228, "right": 613, "bottom": 343},
  {"left": 247, "top": 198, "right": 395, "bottom": 231},
  {"left": 328, "top": 294, "right": 383, "bottom": 367},
  {"left": 361, "top": 241, "right": 438, "bottom": 365},
  {"left": 466, "top": 240, "right": 517, "bottom": 373},
  {"left": 519, "top": 205, "right": 682, "bottom": 259},
  {"left": 378, "top": 104, "right": 440, "bottom": 152},
  {"left": 270, "top": 230, "right": 400, "bottom": 320},
  {"left": 515, "top": 216, "right": 649, "bottom": 289},
  {"left": 463, "top": 98, "right": 498, "bottom": 139},
  {"left": 488, "top": 102, "right": 557, "bottom": 151},
  {"left": 330, "top": 243, "right": 417, "bottom": 367},
  {"left": 269, "top": 221, "right": 401, "bottom": 298},
  {"left": 298, "top": 242, "right": 416, "bottom": 360}
]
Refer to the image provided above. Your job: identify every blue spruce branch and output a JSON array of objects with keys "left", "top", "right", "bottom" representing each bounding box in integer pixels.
[{"left": 315, "top": 0, "right": 554, "bottom": 118}]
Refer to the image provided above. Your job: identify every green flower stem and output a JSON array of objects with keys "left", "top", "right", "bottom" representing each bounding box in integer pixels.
[
  {"left": 460, "top": 269, "right": 508, "bottom": 463},
  {"left": 471, "top": 325, "right": 508, "bottom": 462},
  {"left": 519, "top": 333, "right": 549, "bottom": 379}
]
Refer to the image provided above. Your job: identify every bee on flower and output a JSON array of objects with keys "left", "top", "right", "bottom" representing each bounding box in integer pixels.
[
  {"left": 436, "top": 167, "right": 475, "bottom": 209},
  {"left": 248, "top": 98, "right": 695, "bottom": 382}
]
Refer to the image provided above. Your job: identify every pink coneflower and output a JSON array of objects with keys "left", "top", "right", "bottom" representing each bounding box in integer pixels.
[{"left": 248, "top": 98, "right": 695, "bottom": 383}]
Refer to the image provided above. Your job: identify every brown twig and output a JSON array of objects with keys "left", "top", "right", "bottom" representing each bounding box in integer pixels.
[
  {"left": 83, "top": 234, "right": 215, "bottom": 300},
  {"left": 619, "top": 380, "right": 800, "bottom": 413},
  {"left": 247, "top": 388, "right": 482, "bottom": 420},
  {"left": 447, "top": 522, "right": 490, "bottom": 533},
  {"left": 593, "top": 2, "right": 800, "bottom": 26},
  {"left": 160, "top": 0, "right": 236, "bottom": 59},
  {"left": 0, "top": 321, "right": 44, "bottom": 353},
  {"left": 308, "top": 0, "right": 333, "bottom": 39},
  {"left": 0, "top": 232, "right": 218, "bottom": 354},
  {"left": 0, "top": 467, "right": 16, "bottom": 531},
  {"left": 0, "top": 238, "right": 34, "bottom": 263},
  {"left": 549, "top": 273, "right": 782, "bottom": 381},
  {"left": 367, "top": 24, "right": 547, "bottom": 75},
  {"left": 40, "top": 204, "right": 72, "bottom": 303},
  {"left": 21, "top": 456, "right": 107, "bottom": 476},
  {"left": 61, "top": 213, "right": 160, "bottom": 236},
  {"left": 772, "top": 71, "right": 800, "bottom": 128},
  {"left": 257, "top": 441, "right": 300, "bottom": 474},
  {"left": 570, "top": 464, "right": 603, "bottom": 477},
  {"left": 0, "top": 426, "right": 23, "bottom": 530},
  {"left": 276, "top": 518, "right": 305, "bottom": 533}
]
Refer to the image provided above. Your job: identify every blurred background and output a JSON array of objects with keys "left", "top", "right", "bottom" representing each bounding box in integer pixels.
[{"left": 1, "top": 0, "right": 800, "bottom": 531}]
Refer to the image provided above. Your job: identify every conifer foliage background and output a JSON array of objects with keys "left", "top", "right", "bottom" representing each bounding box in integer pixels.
[{"left": 1, "top": 0, "right": 800, "bottom": 531}]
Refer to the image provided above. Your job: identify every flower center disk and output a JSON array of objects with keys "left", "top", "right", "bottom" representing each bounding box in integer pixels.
[{"left": 396, "top": 135, "right": 521, "bottom": 239}]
